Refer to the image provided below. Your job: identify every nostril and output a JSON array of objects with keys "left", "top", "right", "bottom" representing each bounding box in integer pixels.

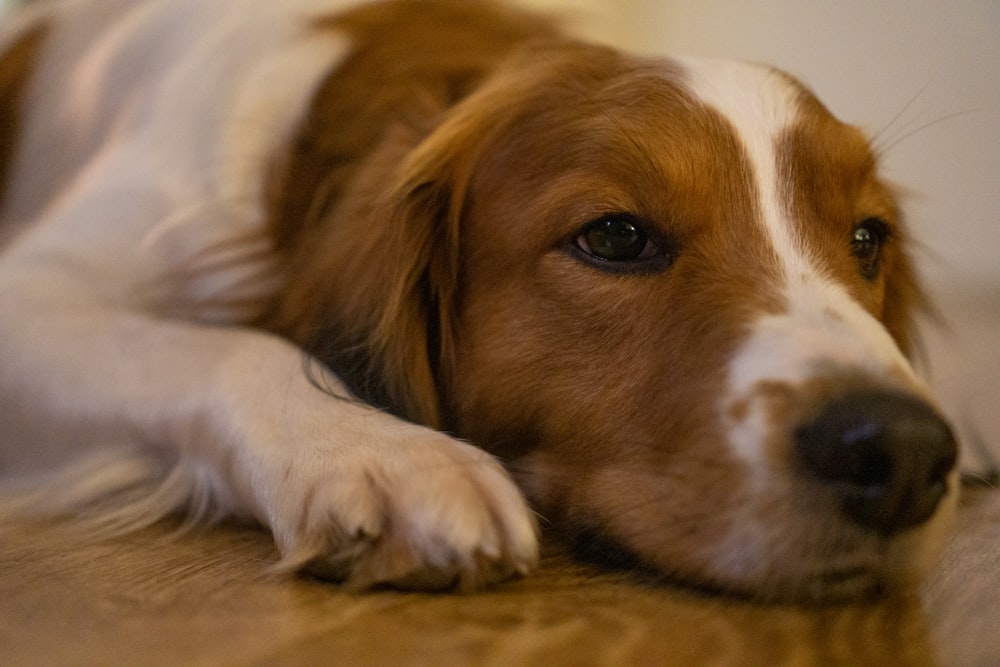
[
  {"left": 794, "top": 389, "right": 957, "bottom": 535},
  {"left": 849, "top": 441, "right": 892, "bottom": 488}
]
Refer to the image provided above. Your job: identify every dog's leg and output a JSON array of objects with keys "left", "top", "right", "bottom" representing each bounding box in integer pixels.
[{"left": 0, "top": 269, "right": 537, "bottom": 590}]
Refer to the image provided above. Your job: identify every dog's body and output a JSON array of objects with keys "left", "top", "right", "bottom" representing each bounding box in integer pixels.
[{"left": 0, "top": 0, "right": 958, "bottom": 600}]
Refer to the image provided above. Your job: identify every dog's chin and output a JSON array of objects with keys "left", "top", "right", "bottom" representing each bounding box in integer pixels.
[{"left": 565, "top": 516, "right": 949, "bottom": 605}]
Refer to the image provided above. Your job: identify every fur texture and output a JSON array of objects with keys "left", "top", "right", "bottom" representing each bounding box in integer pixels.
[{"left": 0, "top": 0, "right": 957, "bottom": 600}]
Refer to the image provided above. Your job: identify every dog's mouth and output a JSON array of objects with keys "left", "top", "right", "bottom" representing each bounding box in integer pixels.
[{"left": 565, "top": 522, "right": 894, "bottom": 603}]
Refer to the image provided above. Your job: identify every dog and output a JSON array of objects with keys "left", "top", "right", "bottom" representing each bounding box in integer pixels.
[{"left": 0, "top": 0, "right": 958, "bottom": 600}]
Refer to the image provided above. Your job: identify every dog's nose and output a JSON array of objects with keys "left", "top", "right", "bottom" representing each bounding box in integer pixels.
[{"left": 794, "top": 390, "right": 957, "bottom": 535}]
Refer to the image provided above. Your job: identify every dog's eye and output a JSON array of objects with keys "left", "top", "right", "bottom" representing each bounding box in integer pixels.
[
  {"left": 851, "top": 218, "right": 889, "bottom": 281},
  {"left": 575, "top": 214, "right": 660, "bottom": 265}
]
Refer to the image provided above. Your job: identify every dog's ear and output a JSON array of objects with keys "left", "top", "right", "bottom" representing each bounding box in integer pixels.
[
  {"left": 267, "top": 52, "right": 558, "bottom": 428},
  {"left": 366, "top": 136, "right": 471, "bottom": 429},
  {"left": 267, "top": 114, "right": 484, "bottom": 431}
]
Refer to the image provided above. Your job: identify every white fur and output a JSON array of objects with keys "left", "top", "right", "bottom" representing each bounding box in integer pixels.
[
  {"left": 0, "top": 0, "right": 537, "bottom": 590},
  {"left": 0, "top": 1, "right": 953, "bottom": 596}
]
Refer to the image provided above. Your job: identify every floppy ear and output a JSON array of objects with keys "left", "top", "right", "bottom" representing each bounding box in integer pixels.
[
  {"left": 367, "top": 148, "right": 469, "bottom": 429},
  {"left": 265, "top": 44, "right": 559, "bottom": 428},
  {"left": 266, "top": 117, "right": 478, "bottom": 430}
]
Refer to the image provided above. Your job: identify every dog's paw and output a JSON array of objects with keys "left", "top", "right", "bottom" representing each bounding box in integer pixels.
[{"left": 262, "top": 423, "right": 538, "bottom": 591}]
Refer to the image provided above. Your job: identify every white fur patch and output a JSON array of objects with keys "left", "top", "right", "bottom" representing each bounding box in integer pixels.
[
  {"left": 674, "top": 57, "right": 803, "bottom": 277},
  {"left": 674, "top": 58, "right": 925, "bottom": 464}
]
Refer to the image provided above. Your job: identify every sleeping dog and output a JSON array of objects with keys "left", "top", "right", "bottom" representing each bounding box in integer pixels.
[{"left": 0, "top": 0, "right": 957, "bottom": 600}]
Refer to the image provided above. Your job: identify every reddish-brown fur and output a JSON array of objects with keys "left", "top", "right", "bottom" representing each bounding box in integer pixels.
[
  {"left": 265, "top": 0, "right": 559, "bottom": 425},
  {"left": 262, "top": 1, "right": 924, "bottom": 587},
  {"left": 0, "top": 0, "right": 947, "bottom": 600},
  {"left": 778, "top": 92, "right": 925, "bottom": 356}
]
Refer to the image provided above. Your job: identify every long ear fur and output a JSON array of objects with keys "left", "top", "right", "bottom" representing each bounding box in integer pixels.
[
  {"left": 265, "top": 97, "right": 507, "bottom": 429},
  {"left": 261, "top": 1, "right": 561, "bottom": 429},
  {"left": 366, "top": 136, "right": 471, "bottom": 428},
  {"left": 263, "top": 126, "right": 452, "bottom": 428}
]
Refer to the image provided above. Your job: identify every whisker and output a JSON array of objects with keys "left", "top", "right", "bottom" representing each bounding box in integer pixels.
[
  {"left": 956, "top": 415, "right": 1000, "bottom": 487},
  {"left": 869, "top": 79, "right": 934, "bottom": 148},
  {"left": 875, "top": 109, "right": 981, "bottom": 158}
]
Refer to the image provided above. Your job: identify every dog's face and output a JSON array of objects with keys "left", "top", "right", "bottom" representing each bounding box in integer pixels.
[
  {"left": 276, "top": 41, "right": 957, "bottom": 600},
  {"left": 428, "top": 47, "right": 956, "bottom": 599}
]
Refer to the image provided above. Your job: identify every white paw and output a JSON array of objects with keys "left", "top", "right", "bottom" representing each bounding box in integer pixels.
[{"left": 260, "top": 423, "right": 538, "bottom": 591}]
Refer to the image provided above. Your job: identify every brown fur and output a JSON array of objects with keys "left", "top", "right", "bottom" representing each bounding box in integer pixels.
[
  {"left": 264, "top": 0, "right": 558, "bottom": 426},
  {"left": 0, "top": 0, "right": 952, "bottom": 602},
  {"left": 262, "top": 2, "right": 804, "bottom": 583},
  {"left": 261, "top": 0, "right": 931, "bottom": 593},
  {"left": 777, "top": 90, "right": 926, "bottom": 357}
]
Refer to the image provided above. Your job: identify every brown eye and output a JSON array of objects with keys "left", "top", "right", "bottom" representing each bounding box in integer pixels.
[
  {"left": 851, "top": 218, "right": 888, "bottom": 281},
  {"left": 575, "top": 215, "right": 659, "bottom": 264}
]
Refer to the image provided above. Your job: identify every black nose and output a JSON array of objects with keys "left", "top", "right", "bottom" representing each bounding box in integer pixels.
[{"left": 794, "top": 390, "right": 957, "bottom": 535}]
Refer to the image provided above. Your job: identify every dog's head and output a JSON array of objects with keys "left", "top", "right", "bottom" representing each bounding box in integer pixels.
[{"left": 272, "top": 37, "right": 957, "bottom": 600}]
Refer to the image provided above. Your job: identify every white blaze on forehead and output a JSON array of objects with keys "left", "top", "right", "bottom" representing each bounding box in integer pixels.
[
  {"left": 670, "top": 57, "right": 924, "bottom": 465},
  {"left": 673, "top": 57, "right": 804, "bottom": 276},
  {"left": 675, "top": 56, "right": 917, "bottom": 379}
]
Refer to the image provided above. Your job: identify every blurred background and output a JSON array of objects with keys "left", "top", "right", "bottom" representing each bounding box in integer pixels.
[{"left": 2, "top": 0, "right": 998, "bottom": 470}]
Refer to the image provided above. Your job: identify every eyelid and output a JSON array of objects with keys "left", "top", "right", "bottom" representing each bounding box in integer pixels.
[
  {"left": 851, "top": 217, "right": 889, "bottom": 281},
  {"left": 567, "top": 213, "right": 676, "bottom": 274},
  {"left": 856, "top": 217, "right": 891, "bottom": 237}
]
